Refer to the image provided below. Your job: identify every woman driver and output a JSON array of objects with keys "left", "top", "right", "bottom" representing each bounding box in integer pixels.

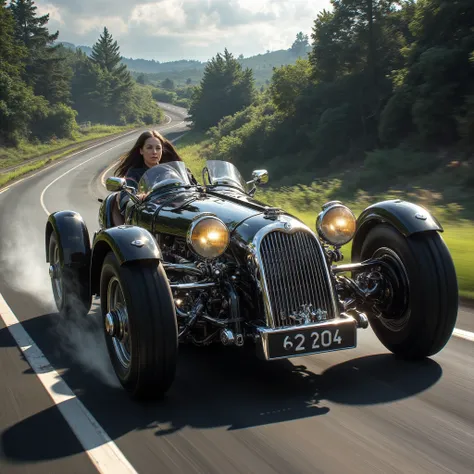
[{"left": 114, "top": 130, "right": 195, "bottom": 216}]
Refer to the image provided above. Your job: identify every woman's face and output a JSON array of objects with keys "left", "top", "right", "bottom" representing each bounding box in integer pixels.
[{"left": 140, "top": 136, "right": 163, "bottom": 168}]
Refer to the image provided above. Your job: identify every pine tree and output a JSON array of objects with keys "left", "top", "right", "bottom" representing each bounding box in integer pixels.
[
  {"left": 0, "top": 0, "right": 47, "bottom": 144},
  {"left": 290, "top": 32, "right": 310, "bottom": 57},
  {"left": 8, "top": 0, "right": 71, "bottom": 104},
  {"left": 8, "top": 0, "right": 58, "bottom": 52},
  {"left": 85, "top": 27, "right": 133, "bottom": 123},
  {"left": 0, "top": 0, "right": 27, "bottom": 76},
  {"left": 90, "top": 27, "right": 132, "bottom": 86},
  {"left": 189, "top": 48, "right": 255, "bottom": 130}
]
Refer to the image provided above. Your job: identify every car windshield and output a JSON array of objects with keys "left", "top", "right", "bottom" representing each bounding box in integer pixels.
[
  {"left": 137, "top": 161, "right": 191, "bottom": 196},
  {"left": 206, "top": 160, "right": 248, "bottom": 193}
]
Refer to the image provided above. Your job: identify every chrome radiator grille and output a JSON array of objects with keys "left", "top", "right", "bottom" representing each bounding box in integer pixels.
[{"left": 259, "top": 229, "right": 336, "bottom": 328}]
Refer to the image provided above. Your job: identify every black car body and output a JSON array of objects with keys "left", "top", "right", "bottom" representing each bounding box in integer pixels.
[{"left": 45, "top": 160, "right": 459, "bottom": 400}]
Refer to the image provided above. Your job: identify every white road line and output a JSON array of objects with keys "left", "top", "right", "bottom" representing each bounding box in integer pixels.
[
  {"left": 0, "top": 128, "right": 141, "bottom": 195},
  {"left": 0, "top": 293, "right": 138, "bottom": 474},
  {"left": 0, "top": 117, "right": 185, "bottom": 474},
  {"left": 0, "top": 113, "right": 175, "bottom": 196},
  {"left": 101, "top": 161, "right": 120, "bottom": 187},
  {"left": 453, "top": 328, "right": 474, "bottom": 342},
  {"left": 40, "top": 138, "right": 135, "bottom": 215}
]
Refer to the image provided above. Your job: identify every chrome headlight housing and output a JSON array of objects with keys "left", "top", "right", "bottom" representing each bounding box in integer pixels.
[
  {"left": 187, "top": 215, "right": 230, "bottom": 259},
  {"left": 316, "top": 202, "right": 357, "bottom": 246}
]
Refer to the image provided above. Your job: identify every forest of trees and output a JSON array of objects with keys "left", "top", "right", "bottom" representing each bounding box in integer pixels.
[
  {"left": 188, "top": 0, "right": 474, "bottom": 195},
  {"left": 60, "top": 33, "right": 311, "bottom": 88},
  {"left": 0, "top": 0, "right": 164, "bottom": 147},
  {"left": 2, "top": 0, "right": 473, "bottom": 198}
]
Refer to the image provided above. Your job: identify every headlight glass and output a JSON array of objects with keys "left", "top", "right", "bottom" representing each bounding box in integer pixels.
[
  {"left": 188, "top": 216, "right": 230, "bottom": 259},
  {"left": 317, "top": 204, "right": 356, "bottom": 246}
]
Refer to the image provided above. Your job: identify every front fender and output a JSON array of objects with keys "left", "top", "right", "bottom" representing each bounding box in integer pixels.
[
  {"left": 90, "top": 225, "right": 163, "bottom": 295},
  {"left": 45, "top": 210, "right": 91, "bottom": 268},
  {"left": 351, "top": 199, "right": 443, "bottom": 261}
]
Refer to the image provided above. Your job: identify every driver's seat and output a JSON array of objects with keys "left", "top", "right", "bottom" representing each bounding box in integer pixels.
[
  {"left": 103, "top": 192, "right": 125, "bottom": 228},
  {"left": 112, "top": 193, "right": 125, "bottom": 226}
]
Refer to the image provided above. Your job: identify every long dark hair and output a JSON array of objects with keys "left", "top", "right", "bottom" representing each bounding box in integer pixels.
[{"left": 115, "top": 130, "right": 183, "bottom": 177}]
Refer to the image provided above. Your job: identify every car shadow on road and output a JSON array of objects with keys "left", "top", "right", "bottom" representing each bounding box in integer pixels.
[{"left": 0, "top": 309, "right": 443, "bottom": 463}]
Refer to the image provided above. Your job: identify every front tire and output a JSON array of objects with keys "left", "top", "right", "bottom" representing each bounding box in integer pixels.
[
  {"left": 100, "top": 251, "right": 178, "bottom": 400},
  {"left": 358, "top": 224, "right": 458, "bottom": 359}
]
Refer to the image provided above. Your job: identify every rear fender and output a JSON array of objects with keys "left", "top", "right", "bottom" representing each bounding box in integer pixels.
[
  {"left": 90, "top": 225, "right": 163, "bottom": 295},
  {"left": 351, "top": 199, "right": 443, "bottom": 261},
  {"left": 45, "top": 210, "right": 91, "bottom": 268}
]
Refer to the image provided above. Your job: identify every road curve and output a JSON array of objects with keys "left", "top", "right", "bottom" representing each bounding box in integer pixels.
[{"left": 0, "top": 104, "right": 473, "bottom": 474}]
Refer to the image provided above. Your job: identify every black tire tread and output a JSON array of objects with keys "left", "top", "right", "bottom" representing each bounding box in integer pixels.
[
  {"left": 49, "top": 232, "right": 91, "bottom": 319},
  {"left": 360, "top": 224, "right": 458, "bottom": 359},
  {"left": 100, "top": 252, "right": 177, "bottom": 400},
  {"left": 424, "top": 232, "right": 458, "bottom": 355}
]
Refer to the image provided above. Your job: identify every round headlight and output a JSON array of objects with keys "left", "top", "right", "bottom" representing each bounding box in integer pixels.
[
  {"left": 187, "top": 216, "right": 230, "bottom": 259},
  {"left": 316, "top": 203, "right": 356, "bottom": 246}
]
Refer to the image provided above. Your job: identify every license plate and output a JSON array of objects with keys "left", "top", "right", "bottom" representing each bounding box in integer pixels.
[{"left": 263, "top": 321, "right": 356, "bottom": 360}]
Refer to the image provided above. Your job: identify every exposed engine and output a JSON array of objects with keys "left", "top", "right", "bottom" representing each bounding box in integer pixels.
[{"left": 159, "top": 234, "right": 248, "bottom": 347}]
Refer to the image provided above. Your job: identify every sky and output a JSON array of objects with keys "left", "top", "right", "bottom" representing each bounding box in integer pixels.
[{"left": 32, "top": 0, "right": 333, "bottom": 63}]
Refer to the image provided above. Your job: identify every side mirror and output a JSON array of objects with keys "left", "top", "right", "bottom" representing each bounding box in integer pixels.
[
  {"left": 251, "top": 169, "right": 269, "bottom": 185},
  {"left": 106, "top": 177, "right": 126, "bottom": 192}
]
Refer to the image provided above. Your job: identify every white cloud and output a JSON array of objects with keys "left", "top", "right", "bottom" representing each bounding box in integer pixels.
[
  {"left": 34, "top": 1, "right": 64, "bottom": 25},
  {"left": 74, "top": 16, "right": 129, "bottom": 36},
  {"left": 34, "top": 0, "right": 333, "bottom": 61},
  {"left": 130, "top": 1, "right": 187, "bottom": 30}
]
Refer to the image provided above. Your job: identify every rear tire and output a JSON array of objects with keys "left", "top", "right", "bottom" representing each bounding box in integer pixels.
[
  {"left": 48, "top": 231, "right": 91, "bottom": 319},
  {"left": 358, "top": 224, "right": 458, "bottom": 359},
  {"left": 100, "top": 251, "right": 178, "bottom": 400}
]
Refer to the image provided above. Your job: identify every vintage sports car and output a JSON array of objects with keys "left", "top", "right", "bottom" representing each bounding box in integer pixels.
[{"left": 45, "top": 160, "right": 458, "bottom": 400}]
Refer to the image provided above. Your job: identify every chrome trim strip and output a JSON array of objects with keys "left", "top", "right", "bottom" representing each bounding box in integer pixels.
[{"left": 169, "top": 282, "right": 215, "bottom": 289}]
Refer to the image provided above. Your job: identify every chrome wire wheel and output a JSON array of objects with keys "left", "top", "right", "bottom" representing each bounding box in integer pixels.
[
  {"left": 105, "top": 276, "right": 131, "bottom": 369},
  {"left": 49, "top": 241, "right": 63, "bottom": 308}
]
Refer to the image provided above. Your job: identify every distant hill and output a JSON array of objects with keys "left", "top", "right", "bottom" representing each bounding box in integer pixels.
[
  {"left": 59, "top": 42, "right": 94, "bottom": 57},
  {"left": 57, "top": 42, "right": 311, "bottom": 87}
]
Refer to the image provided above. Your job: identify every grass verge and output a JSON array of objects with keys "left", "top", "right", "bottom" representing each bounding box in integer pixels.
[{"left": 175, "top": 132, "right": 474, "bottom": 302}]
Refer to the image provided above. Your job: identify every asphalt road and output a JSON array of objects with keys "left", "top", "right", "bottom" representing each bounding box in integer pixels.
[{"left": 0, "top": 104, "right": 473, "bottom": 474}]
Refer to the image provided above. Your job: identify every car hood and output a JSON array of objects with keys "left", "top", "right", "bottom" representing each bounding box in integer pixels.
[{"left": 150, "top": 189, "right": 267, "bottom": 237}]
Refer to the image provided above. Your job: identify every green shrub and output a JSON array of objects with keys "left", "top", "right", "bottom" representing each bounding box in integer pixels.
[{"left": 30, "top": 103, "right": 78, "bottom": 141}]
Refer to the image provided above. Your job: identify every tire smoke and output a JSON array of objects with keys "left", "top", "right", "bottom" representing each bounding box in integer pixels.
[{"left": 0, "top": 218, "right": 120, "bottom": 389}]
